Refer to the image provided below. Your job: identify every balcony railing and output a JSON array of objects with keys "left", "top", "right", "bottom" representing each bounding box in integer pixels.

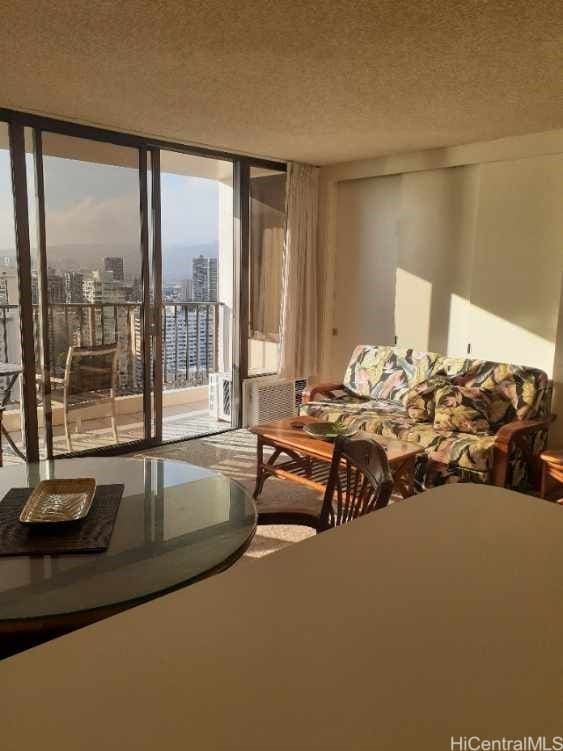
[{"left": 0, "top": 302, "right": 223, "bottom": 399}]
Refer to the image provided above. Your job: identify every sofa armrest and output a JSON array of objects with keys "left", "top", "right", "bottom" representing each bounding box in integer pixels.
[
  {"left": 492, "top": 415, "right": 555, "bottom": 488},
  {"left": 302, "top": 382, "right": 346, "bottom": 404}
]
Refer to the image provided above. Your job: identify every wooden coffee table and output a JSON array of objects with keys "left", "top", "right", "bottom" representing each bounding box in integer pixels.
[{"left": 250, "top": 416, "right": 424, "bottom": 501}]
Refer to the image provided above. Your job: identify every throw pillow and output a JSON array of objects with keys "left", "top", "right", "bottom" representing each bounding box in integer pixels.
[
  {"left": 404, "top": 377, "right": 449, "bottom": 422},
  {"left": 434, "top": 384, "right": 492, "bottom": 435}
]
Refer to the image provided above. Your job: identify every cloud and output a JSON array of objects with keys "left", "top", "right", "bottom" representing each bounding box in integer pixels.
[
  {"left": 45, "top": 193, "right": 140, "bottom": 246},
  {"left": 0, "top": 151, "right": 221, "bottom": 253}
]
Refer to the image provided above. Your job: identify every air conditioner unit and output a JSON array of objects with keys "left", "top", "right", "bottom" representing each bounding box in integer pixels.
[
  {"left": 208, "top": 372, "right": 232, "bottom": 422},
  {"left": 243, "top": 376, "right": 308, "bottom": 427}
]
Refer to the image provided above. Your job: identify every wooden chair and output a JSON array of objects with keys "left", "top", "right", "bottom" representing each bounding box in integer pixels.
[
  {"left": 48, "top": 344, "right": 119, "bottom": 452},
  {"left": 257, "top": 436, "right": 394, "bottom": 533}
]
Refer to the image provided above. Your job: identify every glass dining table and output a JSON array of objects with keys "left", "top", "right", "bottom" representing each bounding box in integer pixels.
[{"left": 0, "top": 457, "right": 256, "bottom": 656}]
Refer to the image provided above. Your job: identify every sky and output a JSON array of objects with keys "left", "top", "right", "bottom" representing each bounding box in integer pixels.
[{"left": 0, "top": 148, "right": 221, "bottom": 254}]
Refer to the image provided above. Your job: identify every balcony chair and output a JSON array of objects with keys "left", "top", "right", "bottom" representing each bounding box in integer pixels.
[
  {"left": 257, "top": 435, "right": 394, "bottom": 533},
  {"left": 43, "top": 344, "right": 119, "bottom": 452}
]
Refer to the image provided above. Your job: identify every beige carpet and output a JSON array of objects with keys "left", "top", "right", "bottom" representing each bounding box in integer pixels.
[{"left": 136, "top": 430, "right": 317, "bottom": 558}]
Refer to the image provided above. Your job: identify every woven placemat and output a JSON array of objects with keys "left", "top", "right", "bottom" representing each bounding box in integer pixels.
[{"left": 0, "top": 484, "right": 124, "bottom": 556}]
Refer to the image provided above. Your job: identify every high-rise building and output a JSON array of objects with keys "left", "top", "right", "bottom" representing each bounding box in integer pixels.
[
  {"left": 103, "top": 256, "right": 124, "bottom": 281},
  {"left": 0, "top": 269, "right": 18, "bottom": 305},
  {"left": 0, "top": 278, "right": 8, "bottom": 306},
  {"left": 64, "top": 271, "right": 84, "bottom": 303},
  {"left": 192, "top": 256, "right": 217, "bottom": 302},
  {"left": 30, "top": 271, "right": 66, "bottom": 305},
  {"left": 47, "top": 273, "right": 65, "bottom": 304},
  {"left": 82, "top": 269, "right": 114, "bottom": 303},
  {"left": 102, "top": 281, "right": 130, "bottom": 303},
  {"left": 163, "top": 283, "right": 183, "bottom": 303},
  {"left": 0, "top": 270, "right": 21, "bottom": 373},
  {"left": 130, "top": 277, "right": 142, "bottom": 303},
  {"left": 182, "top": 278, "right": 193, "bottom": 301},
  {"left": 82, "top": 276, "right": 103, "bottom": 304},
  {"left": 163, "top": 305, "right": 215, "bottom": 385}
]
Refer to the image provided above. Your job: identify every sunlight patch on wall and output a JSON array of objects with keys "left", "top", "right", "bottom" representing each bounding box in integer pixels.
[
  {"left": 447, "top": 293, "right": 471, "bottom": 357},
  {"left": 469, "top": 305, "right": 555, "bottom": 375}
]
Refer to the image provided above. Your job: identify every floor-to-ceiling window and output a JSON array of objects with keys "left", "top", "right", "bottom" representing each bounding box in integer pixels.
[
  {"left": 159, "top": 151, "right": 234, "bottom": 440},
  {"left": 36, "top": 133, "right": 145, "bottom": 455},
  {"left": 0, "top": 110, "right": 285, "bottom": 464},
  {"left": 0, "top": 123, "right": 25, "bottom": 464}
]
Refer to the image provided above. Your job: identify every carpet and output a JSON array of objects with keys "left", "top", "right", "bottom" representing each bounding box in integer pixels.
[{"left": 135, "top": 429, "right": 317, "bottom": 558}]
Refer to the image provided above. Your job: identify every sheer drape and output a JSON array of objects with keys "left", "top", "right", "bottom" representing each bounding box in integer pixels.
[
  {"left": 249, "top": 173, "right": 285, "bottom": 342},
  {"left": 279, "top": 162, "right": 319, "bottom": 379}
]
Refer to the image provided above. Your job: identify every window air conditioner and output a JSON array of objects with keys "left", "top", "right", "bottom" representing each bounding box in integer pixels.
[
  {"left": 208, "top": 372, "right": 232, "bottom": 422},
  {"left": 242, "top": 376, "right": 308, "bottom": 427}
]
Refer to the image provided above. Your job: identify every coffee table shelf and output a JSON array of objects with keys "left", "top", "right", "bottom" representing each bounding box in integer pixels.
[{"left": 250, "top": 416, "right": 424, "bottom": 501}]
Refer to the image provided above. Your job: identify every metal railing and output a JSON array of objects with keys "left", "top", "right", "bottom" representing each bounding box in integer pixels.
[
  {"left": 0, "top": 302, "right": 223, "bottom": 398},
  {"left": 161, "top": 302, "right": 221, "bottom": 387}
]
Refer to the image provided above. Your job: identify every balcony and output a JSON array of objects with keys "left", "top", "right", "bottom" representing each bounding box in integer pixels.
[{"left": 0, "top": 302, "right": 231, "bottom": 463}]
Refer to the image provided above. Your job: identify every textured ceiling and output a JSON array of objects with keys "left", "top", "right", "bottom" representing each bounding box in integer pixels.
[{"left": 1, "top": 0, "right": 562, "bottom": 165}]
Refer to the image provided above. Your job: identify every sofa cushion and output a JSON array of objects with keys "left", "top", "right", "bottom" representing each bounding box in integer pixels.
[
  {"left": 300, "top": 397, "right": 410, "bottom": 432},
  {"left": 301, "top": 399, "right": 495, "bottom": 475},
  {"left": 431, "top": 356, "right": 550, "bottom": 425},
  {"left": 433, "top": 384, "right": 492, "bottom": 435},
  {"left": 429, "top": 355, "right": 476, "bottom": 379},
  {"left": 344, "top": 345, "right": 440, "bottom": 401},
  {"left": 305, "top": 391, "right": 369, "bottom": 406},
  {"left": 353, "top": 416, "right": 495, "bottom": 475},
  {"left": 396, "top": 423, "right": 495, "bottom": 475},
  {"left": 404, "top": 377, "right": 450, "bottom": 422}
]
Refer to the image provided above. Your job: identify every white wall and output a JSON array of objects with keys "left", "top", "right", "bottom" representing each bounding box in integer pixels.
[
  {"left": 395, "top": 167, "right": 478, "bottom": 356},
  {"left": 318, "top": 128, "right": 563, "bottom": 445},
  {"left": 333, "top": 175, "right": 399, "bottom": 369},
  {"left": 467, "top": 155, "right": 563, "bottom": 374}
]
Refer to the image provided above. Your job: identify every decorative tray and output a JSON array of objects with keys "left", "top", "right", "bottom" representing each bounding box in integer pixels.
[{"left": 19, "top": 478, "right": 97, "bottom": 524}]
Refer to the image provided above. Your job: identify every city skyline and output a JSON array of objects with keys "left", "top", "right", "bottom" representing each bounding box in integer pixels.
[
  {"left": 0, "top": 253, "right": 219, "bottom": 404},
  {"left": 0, "top": 145, "right": 225, "bottom": 399},
  {"left": 0, "top": 240, "right": 219, "bottom": 295},
  {"left": 25, "top": 251, "right": 218, "bottom": 305}
]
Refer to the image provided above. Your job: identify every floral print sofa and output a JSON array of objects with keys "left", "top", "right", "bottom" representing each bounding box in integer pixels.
[{"left": 301, "top": 345, "right": 555, "bottom": 491}]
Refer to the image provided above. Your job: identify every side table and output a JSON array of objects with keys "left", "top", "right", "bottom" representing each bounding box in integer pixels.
[{"left": 540, "top": 449, "right": 563, "bottom": 502}]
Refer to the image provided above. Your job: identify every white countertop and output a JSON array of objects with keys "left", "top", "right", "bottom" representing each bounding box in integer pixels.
[{"left": 1, "top": 483, "right": 562, "bottom": 750}]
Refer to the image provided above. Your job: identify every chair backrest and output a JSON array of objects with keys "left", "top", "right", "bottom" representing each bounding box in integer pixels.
[
  {"left": 319, "top": 436, "right": 394, "bottom": 531},
  {"left": 63, "top": 344, "right": 119, "bottom": 400}
]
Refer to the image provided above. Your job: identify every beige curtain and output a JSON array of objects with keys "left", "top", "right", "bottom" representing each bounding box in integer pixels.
[{"left": 279, "top": 162, "right": 319, "bottom": 379}]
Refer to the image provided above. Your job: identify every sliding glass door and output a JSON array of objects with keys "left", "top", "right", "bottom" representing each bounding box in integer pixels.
[
  {"left": 32, "top": 133, "right": 147, "bottom": 456},
  {"left": 0, "top": 123, "right": 26, "bottom": 464},
  {"left": 0, "top": 109, "right": 285, "bottom": 464},
  {"left": 159, "top": 151, "right": 234, "bottom": 440}
]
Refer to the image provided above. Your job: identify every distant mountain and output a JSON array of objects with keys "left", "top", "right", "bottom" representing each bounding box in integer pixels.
[{"left": 0, "top": 241, "right": 218, "bottom": 282}]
